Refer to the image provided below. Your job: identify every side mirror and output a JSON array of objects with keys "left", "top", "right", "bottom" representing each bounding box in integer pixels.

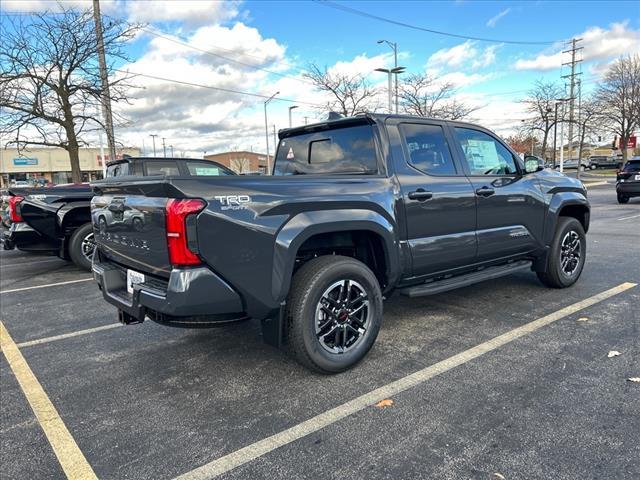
[{"left": 524, "top": 158, "right": 541, "bottom": 173}]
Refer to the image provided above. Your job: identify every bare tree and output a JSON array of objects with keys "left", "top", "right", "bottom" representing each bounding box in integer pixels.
[
  {"left": 521, "top": 80, "right": 563, "bottom": 160},
  {"left": 594, "top": 54, "right": 640, "bottom": 164},
  {"left": 577, "top": 97, "right": 600, "bottom": 161},
  {"left": 230, "top": 157, "right": 251, "bottom": 174},
  {"left": 303, "top": 64, "right": 379, "bottom": 116},
  {"left": 0, "top": 7, "right": 140, "bottom": 182},
  {"left": 399, "top": 73, "right": 479, "bottom": 120}
]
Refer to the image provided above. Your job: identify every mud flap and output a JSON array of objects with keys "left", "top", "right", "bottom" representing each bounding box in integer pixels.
[{"left": 261, "top": 303, "right": 285, "bottom": 348}]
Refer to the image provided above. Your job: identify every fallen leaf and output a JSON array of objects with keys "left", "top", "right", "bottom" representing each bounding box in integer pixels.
[
  {"left": 607, "top": 351, "right": 622, "bottom": 358},
  {"left": 627, "top": 377, "right": 640, "bottom": 383},
  {"left": 375, "top": 399, "right": 394, "bottom": 408},
  {"left": 494, "top": 474, "right": 506, "bottom": 480},
  {"left": 577, "top": 317, "right": 589, "bottom": 322}
]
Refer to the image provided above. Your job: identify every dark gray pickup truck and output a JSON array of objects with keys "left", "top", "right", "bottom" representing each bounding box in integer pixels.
[{"left": 91, "top": 114, "right": 590, "bottom": 373}]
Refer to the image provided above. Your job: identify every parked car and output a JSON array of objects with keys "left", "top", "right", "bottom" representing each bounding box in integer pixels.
[
  {"left": 554, "top": 158, "right": 590, "bottom": 170},
  {"left": 2, "top": 157, "right": 235, "bottom": 270},
  {"left": 588, "top": 155, "right": 617, "bottom": 169},
  {"left": 616, "top": 157, "right": 640, "bottom": 204},
  {"left": 90, "top": 114, "right": 590, "bottom": 373}
]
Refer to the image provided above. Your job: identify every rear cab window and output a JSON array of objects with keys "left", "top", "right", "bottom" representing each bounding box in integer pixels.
[
  {"left": 273, "top": 123, "right": 378, "bottom": 175},
  {"left": 106, "top": 162, "right": 129, "bottom": 177},
  {"left": 185, "top": 161, "right": 234, "bottom": 176},
  {"left": 622, "top": 161, "right": 640, "bottom": 172},
  {"left": 145, "top": 160, "right": 180, "bottom": 176}
]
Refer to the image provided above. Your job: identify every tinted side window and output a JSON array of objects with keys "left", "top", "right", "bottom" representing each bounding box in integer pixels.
[
  {"left": 145, "top": 160, "right": 180, "bottom": 176},
  {"left": 400, "top": 123, "right": 456, "bottom": 175},
  {"left": 454, "top": 128, "right": 518, "bottom": 176},
  {"left": 623, "top": 161, "right": 640, "bottom": 172},
  {"left": 274, "top": 124, "right": 377, "bottom": 175},
  {"left": 185, "top": 162, "right": 233, "bottom": 176}
]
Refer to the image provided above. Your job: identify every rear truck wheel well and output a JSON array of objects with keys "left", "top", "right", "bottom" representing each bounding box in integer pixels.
[
  {"left": 60, "top": 206, "right": 91, "bottom": 235},
  {"left": 558, "top": 204, "right": 589, "bottom": 233},
  {"left": 293, "top": 230, "right": 388, "bottom": 290}
]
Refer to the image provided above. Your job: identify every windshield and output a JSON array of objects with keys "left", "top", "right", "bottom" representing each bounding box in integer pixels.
[{"left": 273, "top": 124, "right": 378, "bottom": 175}]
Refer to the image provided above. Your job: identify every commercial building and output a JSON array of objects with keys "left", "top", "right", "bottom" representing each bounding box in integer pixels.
[
  {"left": 0, "top": 146, "right": 140, "bottom": 187},
  {"left": 204, "top": 151, "right": 272, "bottom": 174}
]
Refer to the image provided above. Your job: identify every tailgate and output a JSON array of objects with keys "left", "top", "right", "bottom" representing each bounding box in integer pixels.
[{"left": 92, "top": 193, "right": 171, "bottom": 276}]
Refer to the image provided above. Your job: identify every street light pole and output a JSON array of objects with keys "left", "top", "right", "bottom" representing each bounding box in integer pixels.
[
  {"left": 375, "top": 67, "right": 405, "bottom": 114},
  {"left": 162, "top": 137, "right": 167, "bottom": 158},
  {"left": 264, "top": 91, "right": 279, "bottom": 175},
  {"left": 149, "top": 134, "right": 157, "bottom": 157},
  {"left": 272, "top": 125, "right": 277, "bottom": 155},
  {"left": 378, "top": 40, "right": 400, "bottom": 113},
  {"left": 169, "top": 145, "right": 174, "bottom": 157},
  {"left": 288, "top": 105, "right": 299, "bottom": 127},
  {"left": 554, "top": 98, "right": 570, "bottom": 172}
]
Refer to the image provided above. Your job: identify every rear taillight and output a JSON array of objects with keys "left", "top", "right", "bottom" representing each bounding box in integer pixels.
[
  {"left": 8, "top": 196, "right": 24, "bottom": 222},
  {"left": 165, "top": 198, "right": 205, "bottom": 266}
]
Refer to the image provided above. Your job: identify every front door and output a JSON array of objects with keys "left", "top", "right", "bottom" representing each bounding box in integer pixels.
[
  {"left": 451, "top": 126, "right": 546, "bottom": 261},
  {"left": 395, "top": 121, "right": 477, "bottom": 278}
]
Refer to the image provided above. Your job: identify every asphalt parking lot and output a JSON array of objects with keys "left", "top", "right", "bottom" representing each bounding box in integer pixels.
[{"left": 1, "top": 184, "right": 639, "bottom": 480}]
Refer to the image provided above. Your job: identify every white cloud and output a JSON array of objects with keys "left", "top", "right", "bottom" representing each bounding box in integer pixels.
[
  {"left": 514, "top": 21, "right": 640, "bottom": 71},
  {"left": 486, "top": 8, "right": 511, "bottom": 28},
  {"left": 428, "top": 41, "right": 477, "bottom": 70},
  {"left": 127, "top": 1, "right": 240, "bottom": 27},
  {"left": 428, "top": 41, "right": 499, "bottom": 70}
]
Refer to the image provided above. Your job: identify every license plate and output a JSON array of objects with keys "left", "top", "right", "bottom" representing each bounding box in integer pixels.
[
  {"left": 126, "top": 269, "right": 145, "bottom": 294},
  {"left": 635, "top": 174, "right": 640, "bottom": 181}
]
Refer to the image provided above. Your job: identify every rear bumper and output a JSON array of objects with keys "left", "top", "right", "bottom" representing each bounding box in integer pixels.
[
  {"left": 616, "top": 182, "right": 640, "bottom": 197},
  {"left": 92, "top": 258, "right": 247, "bottom": 327},
  {"left": 2, "top": 222, "right": 59, "bottom": 253}
]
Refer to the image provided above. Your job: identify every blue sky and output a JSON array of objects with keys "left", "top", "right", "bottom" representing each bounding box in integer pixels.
[{"left": 2, "top": 0, "right": 639, "bottom": 155}]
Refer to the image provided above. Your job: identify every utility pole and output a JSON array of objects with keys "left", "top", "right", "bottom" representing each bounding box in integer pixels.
[
  {"left": 272, "top": 125, "right": 277, "bottom": 155},
  {"left": 304, "top": 116, "right": 309, "bottom": 125},
  {"left": 92, "top": 0, "right": 117, "bottom": 165},
  {"left": 162, "top": 137, "right": 167, "bottom": 158},
  {"left": 562, "top": 38, "right": 583, "bottom": 178},
  {"left": 264, "top": 91, "right": 279, "bottom": 175},
  {"left": 169, "top": 145, "right": 174, "bottom": 157},
  {"left": 149, "top": 134, "right": 157, "bottom": 157}
]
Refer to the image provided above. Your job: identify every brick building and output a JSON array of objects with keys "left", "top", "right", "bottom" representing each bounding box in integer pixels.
[{"left": 204, "top": 151, "right": 272, "bottom": 174}]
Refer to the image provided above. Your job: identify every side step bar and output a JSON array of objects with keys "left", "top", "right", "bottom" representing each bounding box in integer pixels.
[{"left": 399, "top": 260, "right": 532, "bottom": 298}]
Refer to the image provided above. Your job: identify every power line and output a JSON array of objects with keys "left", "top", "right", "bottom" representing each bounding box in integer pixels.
[
  {"left": 135, "top": 25, "right": 316, "bottom": 87},
  {"left": 114, "top": 69, "right": 323, "bottom": 107},
  {"left": 315, "top": 0, "right": 560, "bottom": 45}
]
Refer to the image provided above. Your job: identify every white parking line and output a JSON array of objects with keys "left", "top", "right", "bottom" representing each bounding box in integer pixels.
[
  {"left": 17, "top": 324, "right": 121, "bottom": 348},
  {"left": 0, "top": 278, "right": 93, "bottom": 294},
  {"left": 617, "top": 213, "right": 640, "bottom": 221},
  {"left": 0, "top": 258, "right": 63, "bottom": 268},
  {"left": 583, "top": 181, "right": 609, "bottom": 188},
  {"left": 174, "top": 282, "right": 637, "bottom": 480}
]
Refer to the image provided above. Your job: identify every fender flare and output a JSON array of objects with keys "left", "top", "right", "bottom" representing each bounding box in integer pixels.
[
  {"left": 544, "top": 192, "right": 590, "bottom": 245},
  {"left": 272, "top": 209, "right": 400, "bottom": 302},
  {"left": 56, "top": 201, "right": 92, "bottom": 232}
]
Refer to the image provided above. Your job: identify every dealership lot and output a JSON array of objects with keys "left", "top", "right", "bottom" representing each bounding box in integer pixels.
[{"left": 1, "top": 184, "right": 639, "bottom": 480}]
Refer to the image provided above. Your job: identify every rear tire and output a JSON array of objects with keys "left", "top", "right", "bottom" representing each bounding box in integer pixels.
[
  {"left": 537, "top": 217, "right": 586, "bottom": 288},
  {"left": 617, "top": 194, "right": 629, "bottom": 204},
  {"left": 285, "top": 255, "right": 383, "bottom": 374},
  {"left": 68, "top": 223, "right": 95, "bottom": 271}
]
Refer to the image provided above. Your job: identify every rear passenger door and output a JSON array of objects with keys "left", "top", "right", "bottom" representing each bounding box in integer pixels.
[
  {"left": 396, "top": 121, "right": 477, "bottom": 277},
  {"left": 451, "top": 126, "right": 546, "bottom": 261}
]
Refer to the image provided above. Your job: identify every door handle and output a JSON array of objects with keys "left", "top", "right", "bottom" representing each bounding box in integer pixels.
[
  {"left": 408, "top": 189, "right": 433, "bottom": 201},
  {"left": 475, "top": 186, "right": 495, "bottom": 197}
]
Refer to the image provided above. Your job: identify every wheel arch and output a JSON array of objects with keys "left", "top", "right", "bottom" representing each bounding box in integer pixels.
[
  {"left": 272, "top": 209, "right": 400, "bottom": 302},
  {"left": 545, "top": 193, "right": 590, "bottom": 245}
]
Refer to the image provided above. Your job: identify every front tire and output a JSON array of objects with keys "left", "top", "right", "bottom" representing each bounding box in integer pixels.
[
  {"left": 537, "top": 217, "right": 586, "bottom": 288},
  {"left": 68, "top": 223, "right": 95, "bottom": 271},
  {"left": 285, "top": 255, "right": 383, "bottom": 374}
]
